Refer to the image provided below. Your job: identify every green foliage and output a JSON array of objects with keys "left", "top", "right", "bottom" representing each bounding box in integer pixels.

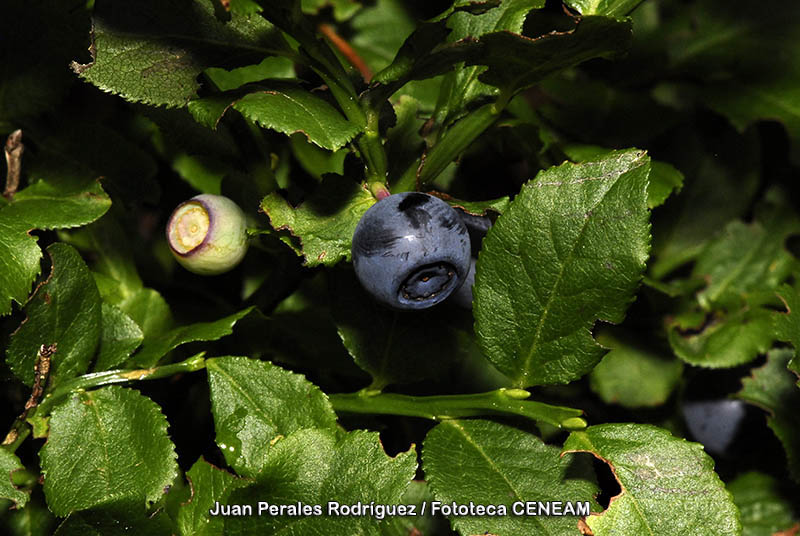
[
  {"left": 564, "top": 0, "right": 644, "bottom": 16},
  {"left": 225, "top": 85, "right": 360, "bottom": 151},
  {"left": 424, "top": 419, "right": 599, "bottom": 535},
  {"left": 738, "top": 350, "right": 800, "bottom": 482},
  {"left": 330, "top": 269, "right": 470, "bottom": 387},
  {"left": 728, "top": 472, "right": 798, "bottom": 536},
  {"left": 474, "top": 149, "right": 651, "bottom": 387},
  {"left": 73, "top": 0, "right": 288, "bottom": 107},
  {"left": 95, "top": 303, "right": 144, "bottom": 372},
  {"left": 171, "top": 459, "right": 250, "bottom": 536},
  {"left": 224, "top": 428, "right": 416, "bottom": 534},
  {"left": 0, "top": 176, "right": 111, "bottom": 316},
  {"left": 206, "top": 356, "right": 338, "bottom": 477},
  {"left": 261, "top": 175, "right": 375, "bottom": 266},
  {"left": 590, "top": 328, "right": 683, "bottom": 408},
  {"left": 563, "top": 424, "right": 741, "bottom": 535},
  {"left": 130, "top": 307, "right": 253, "bottom": 367},
  {"left": 3, "top": 0, "right": 800, "bottom": 533},
  {"left": 776, "top": 284, "right": 800, "bottom": 370},
  {"left": 8, "top": 244, "right": 102, "bottom": 387},
  {"left": 40, "top": 386, "right": 178, "bottom": 517},
  {"left": 0, "top": 450, "right": 28, "bottom": 509}
]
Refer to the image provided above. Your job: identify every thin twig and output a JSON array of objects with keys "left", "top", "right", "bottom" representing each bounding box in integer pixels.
[
  {"left": 318, "top": 23, "right": 373, "bottom": 82},
  {"left": 2, "top": 344, "right": 56, "bottom": 451},
  {"left": 3, "top": 129, "right": 24, "bottom": 200}
]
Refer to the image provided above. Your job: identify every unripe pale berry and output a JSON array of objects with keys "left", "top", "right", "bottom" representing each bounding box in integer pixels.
[{"left": 166, "top": 194, "right": 248, "bottom": 275}]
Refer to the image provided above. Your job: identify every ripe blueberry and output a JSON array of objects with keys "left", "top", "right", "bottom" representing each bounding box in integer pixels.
[
  {"left": 166, "top": 194, "right": 249, "bottom": 275},
  {"left": 448, "top": 209, "right": 493, "bottom": 309},
  {"left": 449, "top": 257, "right": 476, "bottom": 309},
  {"left": 351, "top": 192, "right": 471, "bottom": 310},
  {"left": 683, "top": 399, "right": 747, "bottom": 457}
]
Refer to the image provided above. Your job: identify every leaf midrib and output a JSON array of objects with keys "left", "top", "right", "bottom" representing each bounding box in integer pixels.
[
  {"left": 517, "top": 159, "right": 646, "bottom": 385},
  {"left": 445, "top": 421, "right": 548, "bottom": 533}
]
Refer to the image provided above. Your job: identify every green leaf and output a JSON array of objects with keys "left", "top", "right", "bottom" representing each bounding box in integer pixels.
[
  {"left": 4, "top": 179, "right": 111, "bottom": 232},
  {"left": 385, "top": 95, "right": 425, "bottom": 188},
  {"left": 563, "top": 146, "right": 683, "bottom": 209},
  {"left": 66, "top": 215, "right": 175, "bottom": 344},
  {"left": 116, "top": 288, "right": 173, "bottom": 344},
  {"left": 376, "top": 13, "right": 631, "bottom": 96},
  {"left": 205, "top": 57, "right": 296, "bottom": 92},
  {"left": 94, "top": 303, "right": 144, "bottom": 372},
  {"left": 206, "top": 356, "right": 338, "bottom": 477},
  {"left": 474, "top": 149, "right": 651, "bottom": 387},
  {"left": 668, "top": 304, "right": 775, "bottom": 368},
  {"left": 66, "top": 215, "right": 144, "bottom": 302},
  {"left": 330, "top": 269, "right": 470, "bottom": 387},
  {"left": 261, "top": 175, "right": 375, "bottom": 266},
  {"left": 590, "top": 329, "right": 682, "bottom": 408},
  {"left": 40, "top": 385, "right": 178, "bottom": 517},
  {"left": 71, "top": 0, "right": 288, "bottom": 107},
  {"left": 174, "top": 458, "right": 250, "bottom": 536},
  {"left": 692, "top": 213, "right": 799, "bottom": 310},
  {"left": 475, "top": 15, "right": 632, "bottom": 93},
  {"left": 233, "top": 85, "right": 361, "bottom": 151},
  {"left": 563, "top": 423, "right": 741, "bottom": 536},
  {"left": 649, "top": 129, "right": 760, "bottom": 279},
  {"left": 1, "top": 497, "right": 56, "bottom": 535},
  {"left": 260, "top": 275, "right": 369, "bottom": 381},
  {"left": 0, "top": 219, "right": 41, "bottom": 318},
  {"left": 381, "top": 480, "right": 450, "bottom": 536},
  {"left": 728, "top": 472, "right": 798, "bottom": 536},
  {"left": 666, "top": 1, "right": 800, "bottom": 150},
  {"left": 350, "top": 0, "right": 416, "bottom": 74},
  {"left": 302, "top": 0, "right": 362, "bottom": 20},
  {"left": 53, "top": 500, "right": 173, "bottom": 536},
  {"left": 8, "top": 244, "right": 102, "bottom": 387},
  {"left": 0, "top": 450, "right": 29, "bottom": 509},
  {"left": 0, "top": 175, "right": 112, "bottom": 317},
  {"left": 738, "top": 349, "right": 800, "bottom": 482},
  {"left": 790, "top": 356, "right": 800, "bottom": 386},
  {"left": 423, "top": 419, "right": 598, "bottom": 535},
  {"left": 130, "top": 307, "right": 253, "bottom": 367},
  {"left": 224, "top": 428, "right": 416, "bottom": 534},
  {"left": 225, "top": 0, "right": 264, "bottom": 16},
  {"left": 170, "top": 154, "right": 225, "bottom": 195},
  {"left": 431, "top": 0, "right": 545, "bottom": 125},
  {"left": 436, "top": 194, "right": 509, "bottom": 216},
  {"left": 647, "top": 160, "right": 684, "bottom": 209},
  {"left": 775, "top": 284, "right": 800, "bottom": 367},
  {"left": 289, "top": 133, "right": 347, "bottom": 180},
  {"left": 564, "top": 0, "right": 644, "bottom": 17}
]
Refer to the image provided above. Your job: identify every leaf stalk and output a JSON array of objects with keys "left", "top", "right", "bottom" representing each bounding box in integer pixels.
[{"left": 329, "top": 388, "right": 587, "bottom": 430}]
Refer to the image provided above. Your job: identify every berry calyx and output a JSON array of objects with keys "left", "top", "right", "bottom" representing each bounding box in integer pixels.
[{"left": 166, "top": 194, "right": 248, "bottom": 275}]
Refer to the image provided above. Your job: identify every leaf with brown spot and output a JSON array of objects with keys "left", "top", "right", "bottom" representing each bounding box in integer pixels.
[{"left": 563, "top": 424, "right": 740, "bottom": 536}]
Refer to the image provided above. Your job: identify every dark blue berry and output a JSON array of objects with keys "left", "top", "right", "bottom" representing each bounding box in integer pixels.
[
  {"left": 448, "top": 209, "right": 493, "bottom": 309},
  {"left": 449, "top": 257, "right": 476, "bottom": 309},
  {"left": 683, "top": 399, "right": 746, "bottom": 456},
  {"left": 352, "top": 193, "right": 471, "bottom": 310},
  {"left": 456, "top": 209, "right": 493, "bottom": 257}
]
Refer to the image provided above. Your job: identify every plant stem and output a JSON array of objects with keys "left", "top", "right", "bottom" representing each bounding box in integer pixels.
[
  {"left": 367, "top": 181, "right": 390, "bottom": 200},
  {"left": 329, "top": 388, "right": 588, "bottom": 430},
  {"left": 34, "top": 354, "right": 207, "bottom": 418},
  {"left": 318, "top": 23, "right": 372, "bottom": 82},
  {"left": 3, "top": 129, "right": 23, "bottom": 200},
  {"left": 417, "top": 102, "right": 501, "bottom": 188}
]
